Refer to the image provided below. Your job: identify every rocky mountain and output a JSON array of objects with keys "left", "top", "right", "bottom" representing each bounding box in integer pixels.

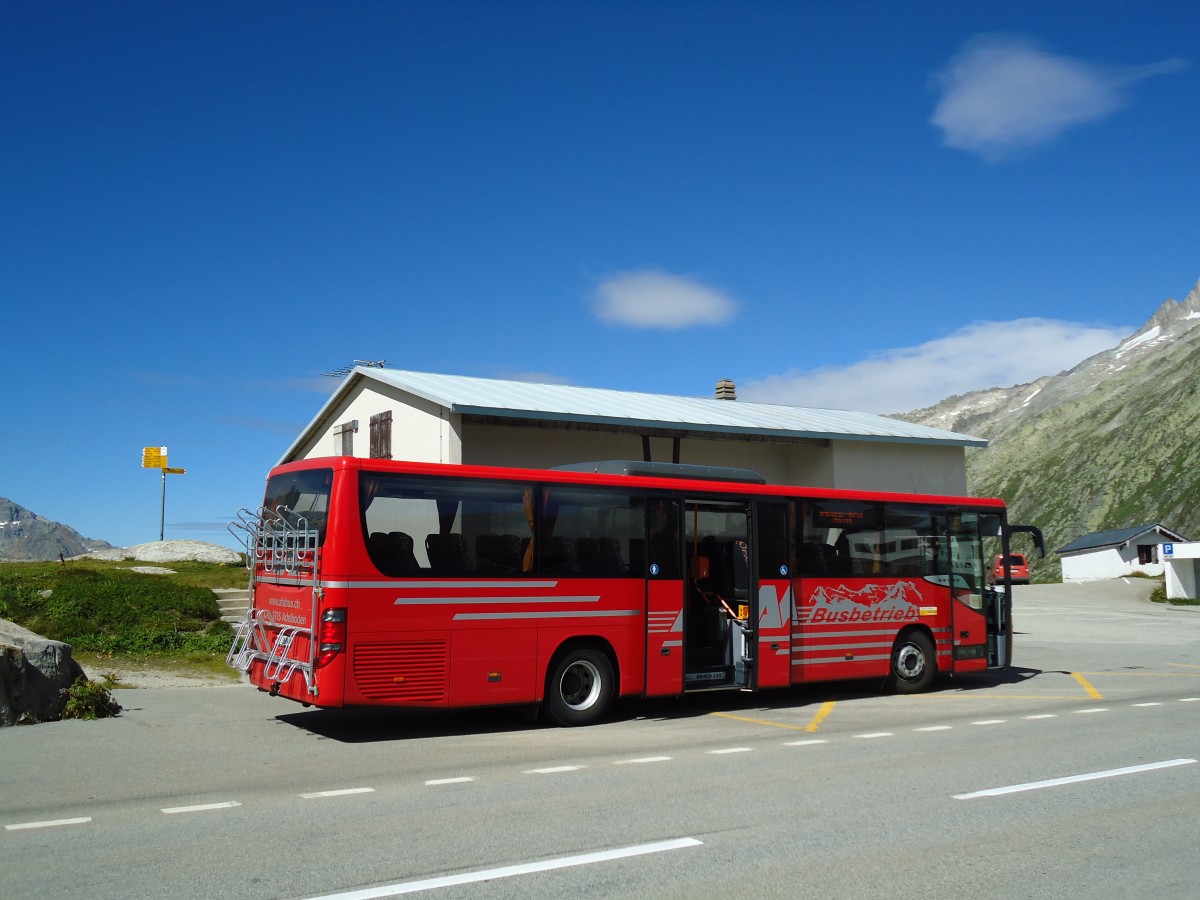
[
  {"left": 0, "top": 499, "right": 114, "bottom": 561},
  {"left": 898, "top": 278, "right": 1200, "bottom": 579}
]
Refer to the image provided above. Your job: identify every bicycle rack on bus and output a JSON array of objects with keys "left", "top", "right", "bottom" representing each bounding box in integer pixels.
[{"left": 226, "top": 506, "right": 322, "bottom": 696}]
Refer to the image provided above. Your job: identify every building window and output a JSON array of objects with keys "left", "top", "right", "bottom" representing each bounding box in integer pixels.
[
  {"left": 370, "top": 411, "right": 392, "bottom": 459},
  {"left": 1137, "top": 544, "right": 1158, "bottom": 565},
  {"left": 334, "top": 420, "right": 358, "bottom": 456}
]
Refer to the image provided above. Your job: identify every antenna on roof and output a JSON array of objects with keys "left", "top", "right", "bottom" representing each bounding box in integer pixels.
[{"left": 321, "top": 360, "right": 389, "bottom": 378}]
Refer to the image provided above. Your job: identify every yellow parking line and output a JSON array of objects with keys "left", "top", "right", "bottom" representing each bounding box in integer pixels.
[
  {"left": 710, "top": 712, "right": 809, "bottom": 731},
  {"left": 709, "top": 698, "right": 838, "bottom": 733},
  {"left": 805, "top": 700, "right": 837, "bottom": 732},
  {"left": 1167, "top": 663, "right": 1200, "bottom": 671},
  {"left": 1072, "top": 672, "right": 1105, "bottom": 700}
]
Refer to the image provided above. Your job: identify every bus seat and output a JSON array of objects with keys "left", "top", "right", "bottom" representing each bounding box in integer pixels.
[
  {"left": 575, "top": 537, "right": 600, "bottom": 574},
  {"left": 476, "top": 533, "right": 521, "bottom": 574},
  {"left": 367, "top": 532, "right": 393, "bottom": 571},
  {"left": 543, "top": 536, "right": 578, "bottom": 573},
  {"left": 388, "top": 531, "right": 421, "bottom": 573},
  {"left": 800, "top": 542, "right": 839, "bottom": 575},
  {"left": 426, "top": 533, "right": 472, "bottom": 573},
  {"left": 367, "top": 531, "right": 420, "bottom": 576},
  {"left": 597, "top": 537, "right": 625, "bottom": 574}
]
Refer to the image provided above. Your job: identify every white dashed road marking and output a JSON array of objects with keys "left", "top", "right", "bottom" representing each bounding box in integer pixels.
[
  {"left": 6, "top": 816, "right": 92, "bottom": 831},
  {"left": 300, "top": 788, "right": 375, "bottom": 799},
  {"left": 161, "top": 801, "right": 241, "bottom": 814}
]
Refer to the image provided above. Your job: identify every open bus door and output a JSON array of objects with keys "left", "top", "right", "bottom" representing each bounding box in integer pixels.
[
  {"left": 682, "top": 498, "right": 754, "bottom": 690},
  {"left": 988, "top": 522, "right": 1045, "bottom": 666}
]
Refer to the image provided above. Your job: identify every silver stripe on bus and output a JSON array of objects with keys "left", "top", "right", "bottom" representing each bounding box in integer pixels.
[
  {"left": 394, "top": 580, "right": 560, "bottom": 589},
  {"left": 793, "top": 641, "right": 894, "bottom": 652},
  {"left": 257, "top": 575, "right": 317, "bottom": 587},
  {"left": 794, "top": 653, "right": 890, "bottom": 665},
  {"left": 395, "top": 595, "right": 601, "bottom": 606},
  {"left": 790, "top": 627, "right": 951, "bottom": 639},
  {"left": 453, "top": 610, "right": 640, "bottom": 621},
  {"left": 309, "top": 579, "right": 562, "bottom": 590}
]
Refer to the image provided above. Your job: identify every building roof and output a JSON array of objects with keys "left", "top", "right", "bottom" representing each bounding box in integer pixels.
[
  {"left": 294, "top": 367, "right": 987, "bottom": 454},
  {"left": 1056, "top": 523, "right": 1188, "bottom": 555}
]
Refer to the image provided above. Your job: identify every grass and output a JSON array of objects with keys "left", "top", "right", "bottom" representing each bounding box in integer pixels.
[
  {"left": 1, "top": 557, "right": 250, "bottom": 589},
  {"left": 1149, "top": 583, "right": 1200, "bottom": 606},
  {"left": 0, "top": 559, "right": 248, "bottom": 682}
]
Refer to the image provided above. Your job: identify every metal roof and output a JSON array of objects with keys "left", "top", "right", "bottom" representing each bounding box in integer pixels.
[
  {"left": 1056, "top": 523, "right": 1188, "bottom": 555},
  {"left": 352, "top": 368, "right": 986, "bottom": 447}
]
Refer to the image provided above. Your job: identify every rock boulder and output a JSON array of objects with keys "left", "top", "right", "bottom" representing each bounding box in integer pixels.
[
  {"left": 82, "top": 540, "right": 241, "bottom": 565},
  {"left": 0, "top": 618, "right": 87, "bottom": 726}
]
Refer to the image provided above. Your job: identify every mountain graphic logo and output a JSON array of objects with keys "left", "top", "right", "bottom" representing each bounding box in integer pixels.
[{"left": 798, "top": 580, "right": 925, "bottom": 625}]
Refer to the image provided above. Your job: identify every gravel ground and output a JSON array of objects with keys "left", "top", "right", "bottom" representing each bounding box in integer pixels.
[{"left": 78, "top": 660, "right": 243, "bottom": 689}]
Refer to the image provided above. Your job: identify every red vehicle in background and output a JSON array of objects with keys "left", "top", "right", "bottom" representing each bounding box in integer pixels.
[
  {"left": 992, "top": 553, "right": 1030, "bottom": 585},
  {"left": 227, "top": 457, "right": 1044, "bottom": 726}
]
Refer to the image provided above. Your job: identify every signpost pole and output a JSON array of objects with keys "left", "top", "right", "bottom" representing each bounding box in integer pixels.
[{"left": 142, "top": 447, "right": 185, "bottom": 543}]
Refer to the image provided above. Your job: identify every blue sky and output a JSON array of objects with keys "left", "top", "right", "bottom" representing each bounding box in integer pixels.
[{"left": 3, "top": 1, "right": 1197, "bottom": 550}]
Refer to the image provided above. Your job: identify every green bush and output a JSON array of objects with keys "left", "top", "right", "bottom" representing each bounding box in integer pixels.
[
  {"left": 62, "top": 676, "right": 121, "bottom": 720},
  {"left": 0, "top": 566, "right": 227, "bottom": 656}
]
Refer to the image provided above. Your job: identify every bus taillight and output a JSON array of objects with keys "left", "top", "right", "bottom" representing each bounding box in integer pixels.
[{"left": 315, "top": 607, "right": 347, "bottom": 668}]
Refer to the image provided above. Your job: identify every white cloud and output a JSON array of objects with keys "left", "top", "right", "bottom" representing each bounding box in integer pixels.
[
  {"left": 931, "top": 34, "right": 1188, "bottom": 162},
  {"left": 589, "top": 269, "right": 739, "bottom": 329},
  {"left": 739, "top": 318, "right": 1132, "bottom": 414}
]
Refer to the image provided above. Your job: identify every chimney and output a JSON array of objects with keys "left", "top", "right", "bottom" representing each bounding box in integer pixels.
[{"left": 715, "top": 378, "right": 737, "bottom": 401}]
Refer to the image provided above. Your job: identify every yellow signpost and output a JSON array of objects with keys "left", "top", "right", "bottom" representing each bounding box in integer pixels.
[{"left": 141, "top": 446, "right": 185, "bottom": 540}]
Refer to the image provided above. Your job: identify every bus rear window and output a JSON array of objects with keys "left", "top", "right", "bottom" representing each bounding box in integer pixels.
[{"left": 263, "top": 468, "right": 332, "bottom": 544}]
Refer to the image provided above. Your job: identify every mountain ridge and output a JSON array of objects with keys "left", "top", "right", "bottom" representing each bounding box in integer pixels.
[
  {"left": 898, "top": 278, "right": 1200, "bottom": 577},
  {"left": 0, "top": 498, "right": 114, "bottom": 561}
]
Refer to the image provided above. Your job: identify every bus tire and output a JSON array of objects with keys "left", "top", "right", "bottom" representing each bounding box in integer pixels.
[
  {"left": 544, "top": 647, "right": 614, "bottom": 727},
  {"left": 887, "top": 630, "right": 936, "bottom": 694}
]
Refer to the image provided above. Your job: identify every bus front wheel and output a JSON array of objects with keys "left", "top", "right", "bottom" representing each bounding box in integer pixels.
[
  {"left": 544, "top": 647, "right": 614, "bottom": 727},
  {"left": 887, "top": 630, "right": 936, "bottom": 694}
]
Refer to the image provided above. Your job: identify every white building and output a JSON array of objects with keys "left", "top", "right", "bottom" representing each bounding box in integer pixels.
[
  {"left": 279, "top": 367, "right": 986, "bottom": 495},
  {"left": 1162, "top": 541, "right": 1200, "bottom": 600},
  {"left": 1056, "top": 523, "right": 1188, "bottom": 583}
]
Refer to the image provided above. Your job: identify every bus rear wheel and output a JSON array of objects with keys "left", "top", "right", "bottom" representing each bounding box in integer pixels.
[
  {"left": 887, "top": 630, "right": 936, "bottom": 694},
  {"left": 544, "top": 647, "right": 614, "bottom": 727}
]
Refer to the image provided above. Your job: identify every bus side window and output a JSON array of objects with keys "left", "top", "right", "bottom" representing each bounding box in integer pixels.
[
  {"left": 359, "top": 473, "right": 532, "bottom": 579},
  {"left": 647, "top": 499, "right": 680, "bottom": 579},
  {"left": 540, "top": 488, "right": 643, "bottom": 577}
]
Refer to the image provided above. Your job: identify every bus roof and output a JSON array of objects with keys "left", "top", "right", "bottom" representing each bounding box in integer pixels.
[{"left": 272, "top": 456, "right": 1007, "bottom": 510}]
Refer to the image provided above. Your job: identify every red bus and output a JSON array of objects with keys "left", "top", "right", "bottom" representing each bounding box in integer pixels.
[{"left": 227, "top": 457, "right": 1042, "bottom": 726}]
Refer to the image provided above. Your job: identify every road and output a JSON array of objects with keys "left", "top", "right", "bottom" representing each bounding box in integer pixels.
[{"left": 2, "top": 580, "right": 1198, "bottom": 899}]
